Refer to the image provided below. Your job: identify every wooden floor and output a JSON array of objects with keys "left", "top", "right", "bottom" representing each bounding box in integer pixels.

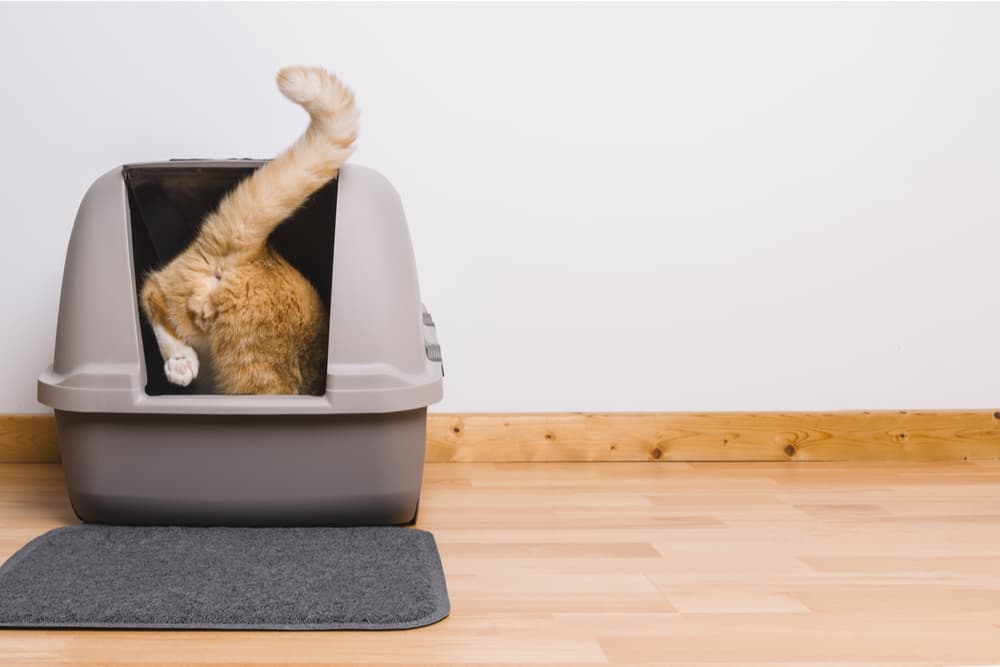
[{"left": 1, "top": 462, "right": 999, "bottom": 666}]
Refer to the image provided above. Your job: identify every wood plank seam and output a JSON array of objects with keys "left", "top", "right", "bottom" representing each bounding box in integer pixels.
[{"left": 3, "top": 411, "right": 1000, "bottom": 463}]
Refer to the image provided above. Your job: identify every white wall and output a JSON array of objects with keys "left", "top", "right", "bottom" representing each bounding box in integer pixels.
[{"left": 2, "top": 2, "right": 999, "bottom": 414}]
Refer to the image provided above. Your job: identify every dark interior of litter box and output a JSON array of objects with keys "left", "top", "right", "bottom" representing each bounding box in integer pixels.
[{"left": 124, "top": 162, "right": 337, "bottom": 396}]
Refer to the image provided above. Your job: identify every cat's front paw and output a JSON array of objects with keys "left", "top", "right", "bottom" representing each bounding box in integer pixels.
[{"left": 165, "top": 352, "right": 199, "bottom": 387}]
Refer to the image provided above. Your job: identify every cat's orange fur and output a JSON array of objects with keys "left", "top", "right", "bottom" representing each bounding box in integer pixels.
[{"left": 140, "top": 66, "right": 358, "bottom": 394}]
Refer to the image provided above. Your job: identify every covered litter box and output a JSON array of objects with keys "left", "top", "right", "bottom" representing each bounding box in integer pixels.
[{"left": 37, "top": 161, "right": 443, "bottom": 526}]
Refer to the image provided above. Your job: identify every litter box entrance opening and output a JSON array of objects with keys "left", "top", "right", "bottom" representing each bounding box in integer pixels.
[{"left": 124, "top": 162, "right": 337, "bottom": 396}]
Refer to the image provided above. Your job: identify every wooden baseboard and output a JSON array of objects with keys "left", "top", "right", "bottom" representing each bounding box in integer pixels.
[
  {"left": 3, "top": 411, "right": 1000, "bottom": 463},
  {"left": 0, "top": 415, "right": 60, "bottom": 463},
  {"left": 428, "top": 411, "right": 1000, "bottom": 462}
]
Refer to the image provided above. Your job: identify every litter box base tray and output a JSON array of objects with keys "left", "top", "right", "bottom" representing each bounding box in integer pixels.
[{"left": 55, "top": 408, "right": 427, "bottom": 527}]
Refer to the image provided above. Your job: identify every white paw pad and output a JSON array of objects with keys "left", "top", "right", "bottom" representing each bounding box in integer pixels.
[{"left": 165, "top": 353, "right": 199, "bottom": 386}]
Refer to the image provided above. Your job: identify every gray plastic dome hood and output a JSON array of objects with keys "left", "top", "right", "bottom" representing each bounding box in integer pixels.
[{"left": 38, "top": 161, "right": 443, "bottom": 415}]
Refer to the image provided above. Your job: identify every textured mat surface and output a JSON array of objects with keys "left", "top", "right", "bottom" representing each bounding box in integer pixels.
[{"left": 0, "top": 525, "right": 449, "bottom": 630}]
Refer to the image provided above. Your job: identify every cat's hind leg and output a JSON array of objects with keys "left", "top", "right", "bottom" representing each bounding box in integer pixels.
[
  {"left": 141, "top": 276, "right": 200, "bottom": 387},
  {"left": 154, "top": 325, "right": 200, "bottom": 387}
]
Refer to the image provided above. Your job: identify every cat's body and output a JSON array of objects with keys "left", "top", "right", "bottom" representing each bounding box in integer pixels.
[{"left": 140, "top": 66, "right": 358, "bottom": 394}]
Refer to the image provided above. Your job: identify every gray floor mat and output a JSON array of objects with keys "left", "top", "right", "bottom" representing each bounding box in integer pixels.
[{"left": 0, "top": 525, "right": 449, "bottom": 630}]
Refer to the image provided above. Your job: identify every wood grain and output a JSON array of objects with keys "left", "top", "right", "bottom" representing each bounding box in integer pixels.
[
  {"left": 0, "top": 415, "right": 59, "bottom": 463},
  {"left": 426, "top": 411, "right": 1000, "bottom": 462},
  {"left": 4, "top": 411, "right": 1000, "bottom": 463},
  {"left": 1, "top": 461, "right": 999, "bottom": 665}
]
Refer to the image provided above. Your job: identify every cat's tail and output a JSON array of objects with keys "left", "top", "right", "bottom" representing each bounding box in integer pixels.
[{"left": 199, "top": 66, "right": 359, "bottom": 255}]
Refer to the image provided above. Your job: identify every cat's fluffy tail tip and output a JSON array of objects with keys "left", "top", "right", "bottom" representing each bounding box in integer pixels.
[{"left": 277, "top": 66, "right": 329, "bottom": 105}]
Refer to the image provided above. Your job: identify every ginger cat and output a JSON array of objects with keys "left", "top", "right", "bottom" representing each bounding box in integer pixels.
[{"left": 140, "top": 66, "right": 358, "bottom": 394}]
